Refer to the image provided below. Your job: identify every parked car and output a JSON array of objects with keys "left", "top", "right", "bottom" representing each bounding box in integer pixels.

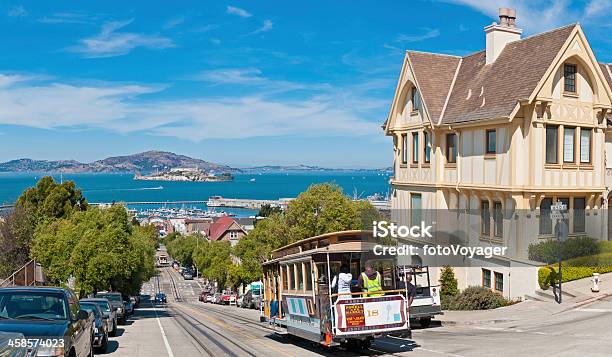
[
  {"left": 212, "top": 292, "right": 222, "bottom": 304},
  {"left": 236, "top": 294, "right": 244, "bottom": 307},
  {"left": 0, "top": 287, "right": 94, "bottom": 357},
  {"left": 240, "top": 290, "right": 260, "bottom": 309},
  {"left": 198, "top": 291, "right": 210, "bottom": 302},
  {"left": 80, "top": 298, "right": 117, "bottom": 337},
  {"left": 155, "top": 293, "right": 167, "bottom": 304},
  {"left": 123, "top": 299, "right": 134, "bottom": 316},
  {"left": 219, "top": 290, "right": 236, "bottom": 305},
  {"left": 96, "top": 291, "right": 127, "bottom": 324},
  {"left": 205, "top": 294, "right": 215, "bottom": 303},
  {"left": 78, "top": 301, "right": 109, "bottom": 353},
  {"left": 183, "top": 272, "right": 193, "bottom": 280},
  {"left": 0, "top": 331, "right": 28, "bottom": 357}
]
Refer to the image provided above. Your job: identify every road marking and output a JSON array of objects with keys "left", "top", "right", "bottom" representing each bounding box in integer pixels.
[
  {"left": 571, "top": 308, "right": 612, "bottom": 313},
  {"left": 153, "top": 305, "right": 175, "bottom": 357},
  {"left": 415, "top": 347, "right": 465, "bottom": 357}
]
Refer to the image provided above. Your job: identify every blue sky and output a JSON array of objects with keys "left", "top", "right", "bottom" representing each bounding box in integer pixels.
[{"left": 0, "top": 0, "right": 610, "bottom": 168}]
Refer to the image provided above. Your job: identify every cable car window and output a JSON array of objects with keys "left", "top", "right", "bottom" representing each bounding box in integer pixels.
[
  {"left": 282, "top": 265, "right": 288, "bottom": 290},
  {"left": 296, "top": 263, "right": 304, "bottom": 291},
  {"left": 290, "top": 264, "right": 297, "bottom": 290},
  {"left": 305, "top": 261, "right": 313, "bottom": 291}
]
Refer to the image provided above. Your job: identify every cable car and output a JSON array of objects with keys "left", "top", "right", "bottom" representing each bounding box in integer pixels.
[{"left": 261, "top": 230, "right": 410, "bottom": 350}]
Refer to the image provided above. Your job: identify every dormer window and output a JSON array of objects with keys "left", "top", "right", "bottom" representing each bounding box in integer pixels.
[{"left": 564, "top": 64, "right": 577, "bottom": 93}]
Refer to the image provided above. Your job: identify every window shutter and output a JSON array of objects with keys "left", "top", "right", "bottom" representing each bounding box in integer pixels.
[{"left": 580, "top": 130, "right": 591, "bottom": 163}]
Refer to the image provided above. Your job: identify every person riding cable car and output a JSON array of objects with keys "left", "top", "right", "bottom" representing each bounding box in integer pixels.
[{"left": 357, "top": 261, "right": 384, "bottom": 297}]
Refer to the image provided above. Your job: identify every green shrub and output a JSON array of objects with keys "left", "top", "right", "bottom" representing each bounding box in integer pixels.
[
  {"left": 528, "top": 236, "right": 598, "bottom": 263},
  {"left": 538, "top": 253, "right": 612, "bottom": 287},
  {"left": 439, "top": 265, "right": 458, "bottom": 298},
  {"left": 538, "top": 266, "right": 556, "bottom": 290},
  {"left": 451, "top": 286, "right": 509, "bottom": 310}
]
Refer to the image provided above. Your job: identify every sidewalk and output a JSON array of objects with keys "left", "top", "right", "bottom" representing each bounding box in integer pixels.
[{"left": 437, "top": 272, "right": 612, "bottom": 326}]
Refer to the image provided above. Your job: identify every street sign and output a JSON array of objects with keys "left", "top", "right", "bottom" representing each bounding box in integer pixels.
[{"left": 550, "top": 202, "right": 567, "bottom": 220}]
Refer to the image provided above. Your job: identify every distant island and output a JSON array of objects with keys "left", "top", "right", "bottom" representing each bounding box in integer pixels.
[
  {"left": 134, "top": 168, "right": 233, "bottom": 182},
  {"left": 0, "top": 151, "right": 238, "bottom": 174}
]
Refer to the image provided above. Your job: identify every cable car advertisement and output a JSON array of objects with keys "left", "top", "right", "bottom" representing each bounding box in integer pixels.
[{"left": 334, "top": 295, "right": 407, "bottom": 335}]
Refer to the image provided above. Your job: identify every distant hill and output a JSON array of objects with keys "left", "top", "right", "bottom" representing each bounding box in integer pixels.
[
  {"left": 242, "top": 165, "right": 391, "bottom": 172},
  {"left": 0, "top": 151, "right": 238, "bottom": 173}
]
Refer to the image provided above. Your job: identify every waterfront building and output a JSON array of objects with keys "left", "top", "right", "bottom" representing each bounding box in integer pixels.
[{"left": 384, "top": 8, "right": 612, "bottom": 299}]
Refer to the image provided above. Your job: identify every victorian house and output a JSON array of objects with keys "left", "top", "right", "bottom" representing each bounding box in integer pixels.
[{"left": 384, "top": 8, "right": 612, "bottom": 299}]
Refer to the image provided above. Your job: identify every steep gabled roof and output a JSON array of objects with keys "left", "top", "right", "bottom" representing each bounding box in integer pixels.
[
  {"left": 406, "top": 51, "right": 461, "bottom": 122},
  {"left": 440, "top": 24, "right": 576, "bottom": 125},
  {"left": 207, "top": 216, "right": 245, "bottom": 241}
]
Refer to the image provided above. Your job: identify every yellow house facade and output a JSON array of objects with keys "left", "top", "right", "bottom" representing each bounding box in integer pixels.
[{"left": 383, "top": 9, "right": 612, "bottom": 299}]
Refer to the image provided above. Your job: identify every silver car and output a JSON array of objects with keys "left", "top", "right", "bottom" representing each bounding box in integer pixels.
[{"left": 0, "top": 331, "right": 28, "bottom": 357}]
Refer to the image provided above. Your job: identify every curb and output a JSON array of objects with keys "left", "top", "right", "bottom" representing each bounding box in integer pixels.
[
  {"left": 440, "top": 318, "right": 514, "bottom": 326},
  {"left": 551, "top": 292, "right": 612, "bottom": 315}
]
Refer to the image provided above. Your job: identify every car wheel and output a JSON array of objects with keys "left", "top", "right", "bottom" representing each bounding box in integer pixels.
[
  {"left": 88, "top": 334, "right": 95, "bottom": 357},
  {"left": 420, "top": 317, "right": 432, "bottom": 328},
  {"left": 110, "top": 321, "right": 117, "bottom": 336},
  {"left": 96, "top": 334, "right": 108, "bottom": 354}
]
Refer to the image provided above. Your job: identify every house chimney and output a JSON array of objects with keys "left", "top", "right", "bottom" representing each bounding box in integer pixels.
[{"left": 485, "top": 8, "right": 522, "bottom": 64}]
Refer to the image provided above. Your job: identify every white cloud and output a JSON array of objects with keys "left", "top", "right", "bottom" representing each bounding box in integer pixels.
[
  {"left": 192, "top": 68, "right": 330, "bottom": 94},
  {"left": 163, "top": 17, "right": 185, "bottom": 29},
  {"left": 441, "top": 0, "right": 609, "bottom": 33},
  {"left": 0, "top": 73, "right": 382, "bottom": 141},
  {"left": 226, "top": 6, "right": 252, "bottom": 18},
  {"left": 38, "top": 12, "right": 99, "bottom": 24},
  {"left": 585, "top": 0, "right": 612, "bottom": 17},
  {"left": 396, "top": 28, "right": 440, "bottom": 43},
  {"left": 251, "top": 19, "right": 273, "bottom": 34},
  {"left": 70, "top": 19, "right": 174, "bottom": 58},
  {"left": 7, "top": 6, "right": 27, "bottom": 17}
]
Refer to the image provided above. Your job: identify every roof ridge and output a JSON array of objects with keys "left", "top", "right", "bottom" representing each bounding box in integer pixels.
[
  {"left": 515, "top": 23, "right": 577, "bottom": 43},
  {"left": 406, "top": 50, "right": 461, "bottom": 58},
  {"left": 438, "top": 58, "right": 463, "bottom": 125}
]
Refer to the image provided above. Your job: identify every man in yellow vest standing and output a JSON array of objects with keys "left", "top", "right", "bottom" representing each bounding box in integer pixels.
[{"left": 357, "top": 262, "right": 384, "bottom": 297}]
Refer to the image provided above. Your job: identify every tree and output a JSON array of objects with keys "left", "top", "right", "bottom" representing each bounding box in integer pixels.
[
  {"left": 439, "top": 265, "right": 459, "bottom": 309},
  {"left": 233, "top": 183, "right": 382, "bottom": 283},
  {"left": 17, "top": 176, "right": 88, "bottom": 222},
  {"left": 193, "top": 240, "right": 233, "bottom": 290},
  {"left": 1, "top": 176, "right": 88, "bottom": 279},
  {"left": 31, "top": 205, "right": 156, "bottom": 296},
  {"left": 284, "top": 183, "right": 361, "bottom": 243},
  {"left": 233, "top": 212, "right": 288, "bottom": 283},
  {"left": 0, "top": 206, "right": 36, "bottom": 278},
  {"left": 165, "top": 234, "right": 202, "bottom": 268}
]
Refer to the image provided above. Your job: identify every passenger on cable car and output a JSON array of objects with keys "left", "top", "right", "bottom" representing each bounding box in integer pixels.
[
  {"left": 331, "top": 264, "right": 352, "bottom": 299},
  {"left": 396, "top": 272, "right": 416, "bottom": 310},
  {"left": 357, "top": 261, "right": 384, "bottom": 297}
]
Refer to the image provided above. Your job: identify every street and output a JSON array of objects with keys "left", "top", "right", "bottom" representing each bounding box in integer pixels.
[{"left": 103, "top": 268, "right": 612, "bottom": 357}]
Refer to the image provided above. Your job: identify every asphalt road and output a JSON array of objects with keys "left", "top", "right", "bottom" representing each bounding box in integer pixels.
[{"left": 104, "top": 268, "right": 612, "bottom": 357}]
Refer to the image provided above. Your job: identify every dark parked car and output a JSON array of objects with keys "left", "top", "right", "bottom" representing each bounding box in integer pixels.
[
  {"left": 80, "top": 298, "right": 117, "bottom": 337},
  {"left": 183, "top": 272, "right": 193, "bottom": 280},
  {"left": 0, "top": 287, "right": 94, "bottom": 357},
  {"left": 155, "top": 293, "right": 167, "bottom": 304},
  {"left": 78, "top": 301, "right": 108, "bottom": 353},
  {"left": 123, "top": 299, "right": 134, "bottom": 316},
  {"left": 95, "top": 291, "right": 126, "bottom": 324}
]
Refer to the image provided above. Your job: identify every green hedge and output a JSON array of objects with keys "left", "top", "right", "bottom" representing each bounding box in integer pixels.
[
  {"left": 447, "top": 286, "right": 510, "bottom": 310},
  {"left": 538, "top": 252, "right": 612, "bottom": 289},
  {"left": 528, "top": 236, "right": 598, "bottom": 264}
]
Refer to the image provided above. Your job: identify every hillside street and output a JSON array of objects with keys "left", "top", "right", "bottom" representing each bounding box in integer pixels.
[{"left": 101, "top": 268, "right": 612, "bottom": 357}]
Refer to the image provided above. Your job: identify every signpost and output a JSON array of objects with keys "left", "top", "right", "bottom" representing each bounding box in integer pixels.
[{"left": 550, "top": 202, "right": 568, "bottom": 304}]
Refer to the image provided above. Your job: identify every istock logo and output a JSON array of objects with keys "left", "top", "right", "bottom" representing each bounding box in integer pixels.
[{"left": 372, "top": 220, "right": 433, "bottom": 238}]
